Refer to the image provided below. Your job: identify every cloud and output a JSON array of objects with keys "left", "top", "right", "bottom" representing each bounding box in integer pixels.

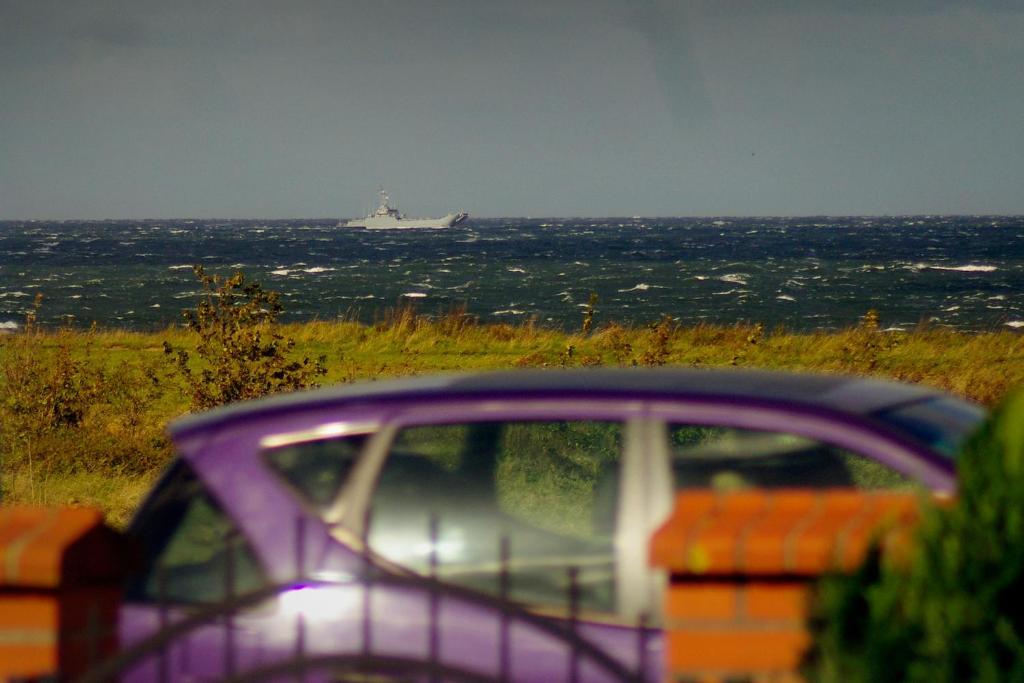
[
  {"left": 623, "top": 0, "right": 712, "bottom": 126},
  {"left": 764, "top": 0, "right": 1021, "bottom": 13}
]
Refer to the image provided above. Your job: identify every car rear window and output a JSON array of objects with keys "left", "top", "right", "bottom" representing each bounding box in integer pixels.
[
  {"left": 872, "top": 397, "right": 986, "bottom": 459},
  {"left": 669, "top": 425, "right": 915, "bottom": 491}
]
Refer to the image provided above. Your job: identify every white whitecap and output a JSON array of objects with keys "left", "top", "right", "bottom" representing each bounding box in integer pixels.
[
  {"left": 168, "top": 265, "right": 193, "bottom": 270},
  {"left": 1005, "top": 321, "right": 1024, "bottom": 329},
  {"left": 0, "top": 321, "right": 19, "bottom": 331},
  {"left": 150, "top": 303, "right": 161, "bottom": 308},
  {"left": 507, "top": 267, "right": 527, "bottom": 274},
  {"left": 402, "top": 292, "right": 427, "bottom": 298},
  {"left": 912, "top": 263, "right": 998, "bottom": 273},
  {"left": 776, "top": 295, "right": 796, "bottom": 302},
  {"left": 618, "top": 284, "right": 651, "bottom": 293},
  {"left": 303, "top": 267, "right": 336, "bottom": 274},
  {"left": 492, "top": 309, "right": 526, "bottom": 315},
  {"left": 271, "top": 269, "right": 291, "bottom": 276},
  {"left": 718, "top": 273, "right": 749, "bottom": 285}
]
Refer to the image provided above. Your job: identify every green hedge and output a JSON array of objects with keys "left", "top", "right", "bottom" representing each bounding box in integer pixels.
[{"left": 806, "top": 391, "right": 1024, "bottom": 682}]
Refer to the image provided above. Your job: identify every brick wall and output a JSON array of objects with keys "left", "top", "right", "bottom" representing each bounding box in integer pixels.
[
  {"left": 0, "top": 507, "right": 129, "bottom": 680},
  {"left": 650, "top": 490, "right": 921, "bottom": 683}
]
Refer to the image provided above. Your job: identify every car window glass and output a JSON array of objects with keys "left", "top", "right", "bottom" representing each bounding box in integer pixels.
[
  {"left": 368, "top": 421, "right": 622, "bottom": 614},
  {"left": 127, "top": 462, "right": 266, "bottom": 604},
  {"left": 669, "top": 425, "right": 916, "bottom": 491},
  {"left": 872, "top": 397, "right": 985, "bottom": 458},
  {"left": 263, "top": 434, "right": 369, "bottom": 511}
]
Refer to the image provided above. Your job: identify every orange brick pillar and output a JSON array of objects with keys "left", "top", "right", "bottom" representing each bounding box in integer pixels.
[
  {"left": 650, "top": 490, "right": 920, "bottom": 683},
  {"left": 0, "top": 507, "right": 132, "bottom": 681}
]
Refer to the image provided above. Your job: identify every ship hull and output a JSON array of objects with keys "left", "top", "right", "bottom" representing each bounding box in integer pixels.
[{"left": 344, "top": 212, "right": 468, "bottom": 230}]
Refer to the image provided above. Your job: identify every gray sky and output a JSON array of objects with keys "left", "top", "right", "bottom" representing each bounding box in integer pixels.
[{"left": 2, "top": 0, "right": 1022, "bottom": 218}]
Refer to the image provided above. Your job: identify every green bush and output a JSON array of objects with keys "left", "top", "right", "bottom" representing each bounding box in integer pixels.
[
  {"left": 163, "top": 266, "right": 327, "bottom": 411},
  {"left": 0, "top": 297, "right": 170, "bottom": 505},
  {"left": 805, "top": 390, "right": 1024, "bottom": 682}
]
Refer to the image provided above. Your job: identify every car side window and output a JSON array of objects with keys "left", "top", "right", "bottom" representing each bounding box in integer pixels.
[
  {"left": 669, "top": 425, "right": 916, "bottom": 491},
  {"left": 127, "top": 462, "right": 266, "bottom": 605},
  {"left": 263, "top": 433, "right": 369, "bottom": 511},
  {"left": 367, "top": 421, "right": 622, "bottom": 614}
]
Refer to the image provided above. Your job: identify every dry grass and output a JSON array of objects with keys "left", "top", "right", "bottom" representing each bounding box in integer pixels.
[{"left": 3, "top": 313, "right": 1023, "bottom": 525}]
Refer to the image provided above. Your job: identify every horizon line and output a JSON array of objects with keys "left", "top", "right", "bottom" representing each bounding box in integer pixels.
[{"left": 3, "top": 212, "right": 1024, "bottom": 222}]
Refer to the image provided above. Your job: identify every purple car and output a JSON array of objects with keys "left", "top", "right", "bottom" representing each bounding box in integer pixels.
[{"left": 109, "top": 369, "right": 983, "bottom": 682}]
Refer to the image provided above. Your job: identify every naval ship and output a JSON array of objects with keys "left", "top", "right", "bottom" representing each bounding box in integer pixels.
[{"left": 343, "top": 188, "right": 468, "bottom": 229}]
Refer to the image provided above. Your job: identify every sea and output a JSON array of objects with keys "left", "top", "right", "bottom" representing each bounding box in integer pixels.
[{"left": 1, "top": 216, "right": 1023, "bottom": 333}]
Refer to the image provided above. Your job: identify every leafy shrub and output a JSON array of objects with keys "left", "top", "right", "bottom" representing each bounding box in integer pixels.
[
  {"left": 581, "top": 293, "right": 599, "bottom": 335},
  {"left": 595, "top": 323, "right": 634, "bottom": 366},
  {"left": 805, "top": 390, "right": 1024, "bottom": 682},
  {"left": 637, "top": 315, "right": 678, "bottom": 366},
  {"left": 0, "top": 297, "right": 170, "bottom": 503},
  {"left": 163, "top": 266, "right": 327, "bottom": 410}
]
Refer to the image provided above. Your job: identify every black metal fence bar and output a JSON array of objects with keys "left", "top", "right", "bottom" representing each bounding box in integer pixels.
[
  {"left": 223, "top": 531, "right": 237, "bottom": 679},
  {"left": 157, "top": 565, "right": 169, "bottom": 683},
  {"left": 498, "top": 534, "right": 511, "bottom": 683},
  {"left": 293, "top": 517, "right": 306, "bottom": 683},
  {"left": 79, "top": 555, "right": 642, "bottom": 683},
  {"left": 429, "top": 514, "right": 441, "bottom": 683},
  {"left": 568, "top": 566, "right": 580, "bottom": 683}
]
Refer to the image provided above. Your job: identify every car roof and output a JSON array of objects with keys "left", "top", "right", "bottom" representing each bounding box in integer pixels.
[{"left": 169, "top": 367, "right": 946, "bottom": 440}]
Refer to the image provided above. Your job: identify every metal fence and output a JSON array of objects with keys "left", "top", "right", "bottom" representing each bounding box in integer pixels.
[{"left": 79, "top": 517, "right": 652, "bottom": 682}]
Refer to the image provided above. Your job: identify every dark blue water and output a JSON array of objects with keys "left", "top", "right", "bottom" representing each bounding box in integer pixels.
[{"left": 2, "top": 216, "right": 1023, "bottom": 332}]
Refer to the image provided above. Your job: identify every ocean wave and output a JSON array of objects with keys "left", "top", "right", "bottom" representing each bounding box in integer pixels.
[
  {"left": 776, "top": 295, "right": 796, "bottom": 302},
  {"left": 1005, "top": 321, "right": 1024, "bottom": 329},
  {"left": 303, "top": 267, "right": 336, "bottom": 274},
  {"left": 0, "top": 291, "right": 30, "bottom": 298},
  {"left": 168, "top": 265, "right": 193, "bottom": 270},
  {"left": 271, "top": 269, "right": 291, "bottom": 276},
  {"left": 910, "top": 263, "right": 998, "bottom": 273},
  {"left": 492, "top": 309, "right": 526, "bottom": 315},
  {"left": 718, "top": 273, "right": 750, "bottom": 285},
  {"left": 0, "top": 321, "right": 20, "bottom": 331},
  {"left": 618, "top": 283, "right": 654, "bottom": 293},
  {"left": 402, "top": 292, "right": 427, "bottom": 298},
  {"left": 507, "top": 267, "right": 527, "bottom": 274}
]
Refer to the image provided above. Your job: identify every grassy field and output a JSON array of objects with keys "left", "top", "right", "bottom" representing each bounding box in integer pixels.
[{"left": 3, "top": 307, "right": 1023, "bottom": 526}]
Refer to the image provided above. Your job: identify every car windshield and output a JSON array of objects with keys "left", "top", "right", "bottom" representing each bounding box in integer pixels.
[{"left": 872, "top": 397, "right": 987, "bottom": 459}]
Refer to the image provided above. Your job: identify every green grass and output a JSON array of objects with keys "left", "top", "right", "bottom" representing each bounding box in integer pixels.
[{"left": 3, "top": 312, "right": 1023, "bottom": 526}]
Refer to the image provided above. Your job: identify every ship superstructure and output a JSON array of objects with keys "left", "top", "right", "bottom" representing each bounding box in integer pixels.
[{"left": 343, "top": 188, "right": 468, "bottom": 229}]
